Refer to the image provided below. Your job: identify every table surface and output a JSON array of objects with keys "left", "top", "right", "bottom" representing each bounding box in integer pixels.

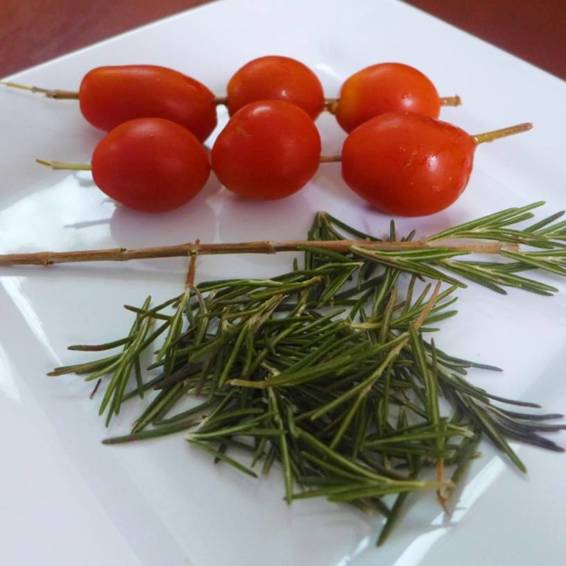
[{"left": 2, "top": 0, "right": 565, "bottom": 80}]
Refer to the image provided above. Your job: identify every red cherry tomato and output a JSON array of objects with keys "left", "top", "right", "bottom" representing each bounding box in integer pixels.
[
  {"left": 211, "top": 100, "right": 321, "bottom": 200},
  {"left": 226, "top": 56, "right": 325, "bottom": 119},
  {"left": 335, "top": 63, "right": 441, "bottom": 133},
  {"left": 92, "top": 118, "right": 210, "bottom": 212},
  {"left": 79, "top": 65, "right": 217, "bottom": 141},
  {"left": 341, "top": 112, "right": 475, "bottom": 216}
]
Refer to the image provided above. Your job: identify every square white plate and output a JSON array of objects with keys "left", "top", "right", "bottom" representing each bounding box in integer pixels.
[{"left": 1, "top": 1, "right": 565, "bottom": 565}]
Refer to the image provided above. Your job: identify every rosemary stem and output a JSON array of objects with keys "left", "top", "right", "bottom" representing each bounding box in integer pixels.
[
  {"left": 185, "top": 240, "right": 199, "bottom": 288},
  {"left": 0, "top": 239, "right": 517, "bottom": 267}
]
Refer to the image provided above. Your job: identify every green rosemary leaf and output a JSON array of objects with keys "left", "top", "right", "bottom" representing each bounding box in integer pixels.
[
  {"left": 68, "top": 337, "right": 132, "bottom": 351},
  {"left": 351, "top": 247, "right": 465, "bottom": 287},
  {"left": 329, "top": 391, "right": 368, "bottom": 450},
  {"left": 251, "top": 436, "right": 268, "bottom": 467},
  {"left": 300, "top": 451, "right": 365, "bottom": 482},
  {"left": 262, "top": 444, "right": 277, "bottom": 475},
  {"left": 299, "top": 245, "right": 358, "bottom": 263},
  {"left": 377, "top": 491, "right": 410, "bottom": 546},
  {"left": 154, "top": 397, "right": 215, "bottom": 426},
  {"left": 458, "top": 396, "right": 527, "bottom": 473},
  {"left": 428, "top": 202, "right": 545, "bottom": 240},
  {"left": 294, "top": 427, "right": 393, "bottom": 483},
  {"left": 132, "top": 381, "right": 188, "bottom": 433},
  {"left": 188, "top": 440, "right": 258, "bottom": 478},
  {"left": 268, "top": 389, "right": 293, "bottom": 504},
  {"left": 218, "top": 324, "right": 249, "bottom": 387},
  {"left": 134, "top": 356, "right": 144, "bottom": 399},
  {"left": 501, "top": 250, "right": 566, "bottom": 277},
  {"left": 321, "top": 212, "right": 380, "bottom": 241},
  {"left": 449, "top": 433, "right": 482, "bottom": 488},
  {"left": 328, "top": 481, "right": 434, "bottom": 502},
  {"left": 103, "top": 417, "right": 199, "bottom": 444},
  {"left": 319, "top": 265, "right": 359, "bottom": 304},
  {"left": 156, "top": 289, "right": 191, "bottom": 363},
  {"left": 48, "top": 354, "right": 120, "bottom": 377},
  {"left": 123, "top": 305, "right": 171, "bottom": 321},
  {"left": 198, "top": 408, "right": 268, "bottom": 433}
]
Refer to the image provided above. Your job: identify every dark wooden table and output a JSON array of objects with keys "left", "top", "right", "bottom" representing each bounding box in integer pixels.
[{"left": 2, "top": 0, "right": 565, "bottom": 79}]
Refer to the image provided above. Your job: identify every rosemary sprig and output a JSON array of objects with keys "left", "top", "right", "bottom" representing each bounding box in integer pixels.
[
  {"left": 45, "top": 204, "right": 566, "bottom": 545},
  {"left": 2, "top": 202, "right": 565, "bottom": 281}
]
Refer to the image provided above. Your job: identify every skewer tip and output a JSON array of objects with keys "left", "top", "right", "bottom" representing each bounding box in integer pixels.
[
  {"left": 440, "top": 95, "right": 462, "bottom": 107},
  {"left": 473, "top": 122, "right": 533, "bottom": 145},
  {"left": 35, "top": 158, "right": 92, "bottom": 171},
  {"left": 36, "top": 158, "right": 52, "bottom": 168}
]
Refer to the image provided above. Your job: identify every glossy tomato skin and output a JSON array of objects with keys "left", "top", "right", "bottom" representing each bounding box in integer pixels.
[
  {"left": 226, "top": 56, "right": 325, "bottom": 119},
  {"left": 92, "top": 118, "right": 210, "bottom": 212},
  {"left": 212, "top": 100, "right": 321, "bottom": 200},
  {"left": 342, "top": 112, "right": 475, "bottom": 216},
  {"left": 79, "top": 65, "right": 217, "bottom": 141},
  {"left": 335, "top": 63, "right": 441, "bottom": 133}
]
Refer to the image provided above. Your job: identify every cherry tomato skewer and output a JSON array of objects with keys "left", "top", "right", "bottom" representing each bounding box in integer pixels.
[
  {"left": 2, "top": 79, "right": 229, "bottom": 105},
  {"left": 2, "top": 60, "right": 460, "bottom": 132},
  {"left": 2, "top": 66, "right": 218, "bottom": 142},
  {"left": 320, "top": 121, "right": 532, "bottom": 165},
  {"left": 332, "top": 63, "right": 464, "bottom": 132},
  {"left": 37, "top": 107, "right": 530, "bottom": 217},
  {"left": 2, "top": 82, "right": 460, "bottom": 117},
  {"left": 3, "top": 78, "right": 460, "bottom": 111},
  {"left": 319, "top": 121, "right": 533, "bottom": 164},
  {"left": 37, "top": 99, "right": 322, "bottom": 203}
]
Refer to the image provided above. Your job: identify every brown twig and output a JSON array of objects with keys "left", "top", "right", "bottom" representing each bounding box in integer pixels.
[
  {"left": 185, "top": 240, "right": 200, "bottom": 288},
  {"left": 436, "top": 459, "right": 450, "bottom": 514},
  {"left": 0, "top": 239, "right": 519, "bottom": 267},
  {"left": 413, "top": 281, "right": 442, "bottom": 330}
]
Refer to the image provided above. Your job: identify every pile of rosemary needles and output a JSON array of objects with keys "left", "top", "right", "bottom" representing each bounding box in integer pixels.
[{"left": 48, "top": 202, "right": 566, "bottom": 545}]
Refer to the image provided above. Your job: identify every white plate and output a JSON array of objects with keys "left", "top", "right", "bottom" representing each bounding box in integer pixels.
[{"left": 1, "top": 1, "right": 565, "bottom": 564}]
